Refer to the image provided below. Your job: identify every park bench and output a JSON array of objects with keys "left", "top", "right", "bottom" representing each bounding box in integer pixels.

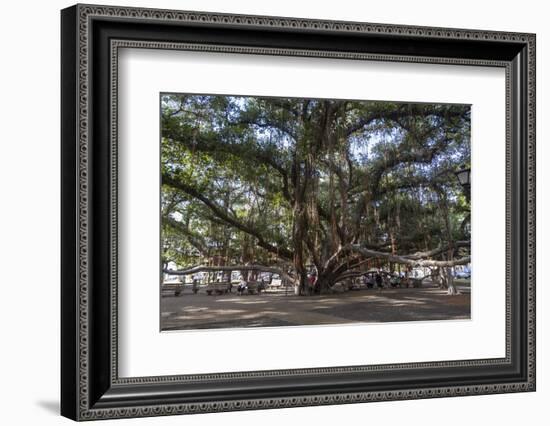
[
  {"left": 205, "top": 281, "right": 232, "bottom": 295},
  {"left": 392, "top": 277, "right": 423, "bottom": 288},
  {"left": 161, "top": 282, "right": 199, "bottom": 296},
  {"left": 410, "top": 278, "right": 423, "bottom": 288},
  {"left": 237, "top": 281, "right": 266, "bottom": 295},
  {"left": 246, "top": 281, "right": 265, "bottom": 294},
  {"left": 162, "top": 282, "right": 183, "bottom": 296}
]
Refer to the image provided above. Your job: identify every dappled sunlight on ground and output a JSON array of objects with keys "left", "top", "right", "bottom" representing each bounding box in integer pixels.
[
  {"left": 219, "top": 299, "right": 270, "bottom": 305},
  {"left": 160, "top": 286, "right": 471, "bottom": 331}
]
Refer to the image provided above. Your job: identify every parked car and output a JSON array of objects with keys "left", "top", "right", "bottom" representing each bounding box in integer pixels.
[{"left": 455, "top": 270, "right": 471, "bottom": 279}]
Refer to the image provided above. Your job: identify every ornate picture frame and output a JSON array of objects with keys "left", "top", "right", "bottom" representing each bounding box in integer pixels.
[{"left": 61, "top": 4, "right": 535, "bottom": 420}]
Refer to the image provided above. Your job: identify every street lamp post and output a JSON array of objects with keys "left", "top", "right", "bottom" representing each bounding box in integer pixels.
[{"left": 454, "top": 166, "right": 471, "bottom": 201}]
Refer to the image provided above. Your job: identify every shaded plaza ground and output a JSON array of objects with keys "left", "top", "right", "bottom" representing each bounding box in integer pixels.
[{"left": 160, "top": 285, "right": 471, "bottom": 331}]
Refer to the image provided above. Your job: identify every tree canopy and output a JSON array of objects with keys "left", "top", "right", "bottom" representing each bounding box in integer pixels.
[{"left": 161, "top": 94, "right": 471, "bottom": 294}]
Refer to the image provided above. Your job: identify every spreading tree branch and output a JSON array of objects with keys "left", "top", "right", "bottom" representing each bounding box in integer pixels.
[
  {"left": 349, "top": 244, "right": 470, "bottom": 267},
  {"left": 162, "top": 173, "right": 294, "bottom": 261}
]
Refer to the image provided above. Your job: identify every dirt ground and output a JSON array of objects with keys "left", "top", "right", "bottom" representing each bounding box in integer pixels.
[{"left": 160, "top": 285, "right": 471, "bottom": 331}]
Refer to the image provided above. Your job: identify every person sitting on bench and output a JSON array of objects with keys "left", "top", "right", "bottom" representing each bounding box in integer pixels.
[{"left": 237, "top": 276, "right": 248, "bottom": 295}]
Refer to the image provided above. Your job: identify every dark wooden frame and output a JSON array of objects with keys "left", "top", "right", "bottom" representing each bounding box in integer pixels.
[{"left": 61, "top": 3, "right": 536, "bottom": 421}]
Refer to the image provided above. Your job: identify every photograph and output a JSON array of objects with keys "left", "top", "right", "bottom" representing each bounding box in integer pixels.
[
  {"left": 58, "top": 2, "right": 536, "bottom": 420},
  {"left": 160, "top": 93, "right": 472, "bottom": 331}
]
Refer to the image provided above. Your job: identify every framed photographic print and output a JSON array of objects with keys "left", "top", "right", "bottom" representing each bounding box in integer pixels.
[{"left": 61, "top": 4, "right": 536, "bottom": 421}]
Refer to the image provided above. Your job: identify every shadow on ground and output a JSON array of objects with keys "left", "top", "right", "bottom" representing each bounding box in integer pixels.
[
  {"left": 35, "top": 400, "right": 59, "bottom": 416},
  {"left": 161, "top": 287, "right": 470, "bottom": 331}
]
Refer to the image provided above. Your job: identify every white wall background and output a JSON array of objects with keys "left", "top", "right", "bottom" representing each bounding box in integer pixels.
[{"left": 0, "top": 0, "right": 546, "bottom": 424}]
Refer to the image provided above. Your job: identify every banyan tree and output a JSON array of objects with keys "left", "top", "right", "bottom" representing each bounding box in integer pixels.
[{"left": 161, "top": 94, "right": 471, "bottom": 295}]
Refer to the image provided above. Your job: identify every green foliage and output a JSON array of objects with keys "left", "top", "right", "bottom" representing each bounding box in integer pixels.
[{"left": 160, "top": 94, "right": 470, "bottom": 271}]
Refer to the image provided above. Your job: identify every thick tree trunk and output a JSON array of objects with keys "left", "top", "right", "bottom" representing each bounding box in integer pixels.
[
  {"left": 293, "top": 219, "right": 307, "bottom": 295},
  {"left": 438, "top": 267, "right": 447, "bottom": 289},
  {"left": 315, "top": 272, "right": 333, "bottom": 294},
  {"left": 446, "top": 267, "right": 459, "bottom": 295}
]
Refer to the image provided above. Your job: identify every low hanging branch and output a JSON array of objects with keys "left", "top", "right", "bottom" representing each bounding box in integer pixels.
[
  {"left": 405, "top": 240, "right": 470, "bottom": 260},
  {"left": 164, "top": 264, "right": 296, "bottom": 284},
  {"left": 348, "top": 244, "right": 470, "bottom": 268}
]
